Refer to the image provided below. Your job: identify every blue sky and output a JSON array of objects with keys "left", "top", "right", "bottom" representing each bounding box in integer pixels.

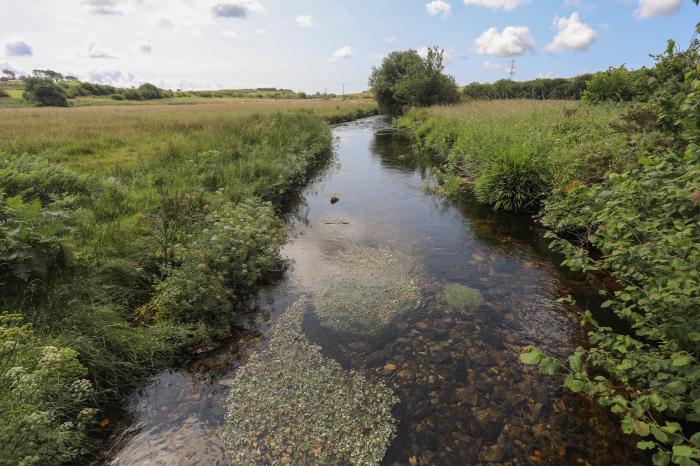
[{"left": 0, "top": 0, "right": 697, "bottom": 92}]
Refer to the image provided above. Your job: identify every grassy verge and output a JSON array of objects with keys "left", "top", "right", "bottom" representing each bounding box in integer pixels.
[{"left": 0, "top": 100, "right": 376, "bottom": 464}]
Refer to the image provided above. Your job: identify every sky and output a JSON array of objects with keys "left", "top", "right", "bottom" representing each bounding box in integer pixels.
[{"left": 0, "top": 0, "right": 697, "bottom": 93}]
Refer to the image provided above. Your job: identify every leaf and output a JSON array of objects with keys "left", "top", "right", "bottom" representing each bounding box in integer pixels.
[
  {"left": 634, "top": 420, "right": 651, "bottom": 437},
  {"left": 637, "top": 440, "right": 656, "bottom": 450},
  {"left": 672, "top": 355, "right": 692, "bottom": 367},
  {"left": 673, "top": 445, "right": 694, "bottom": 458},
  {"left": 520, "top": 348, "right": 545, "bottom": 365},
  {"left": 539, "top": 357, "right": 560, "bottom": 376},
  {"left": 653, "top": 451, "right": 671, "bottom": 466},
  {"left": 565, "top": 375, "right": 585, "bottom": 393}
]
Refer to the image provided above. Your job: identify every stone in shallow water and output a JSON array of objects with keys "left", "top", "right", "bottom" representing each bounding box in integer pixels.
[
  {"left": 313, "top": 246, "right": 420, "bottom": 338},
  {"left": 444, "top": 283, "right": 484, "bottom": 310},
  {"left": 223, "top": 300, "right": 398, "bottom": 466}
]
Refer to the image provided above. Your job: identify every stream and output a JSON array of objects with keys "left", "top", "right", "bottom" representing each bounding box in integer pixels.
[{"left": 106, "top": 117, "right": 645, "bottom": 465}]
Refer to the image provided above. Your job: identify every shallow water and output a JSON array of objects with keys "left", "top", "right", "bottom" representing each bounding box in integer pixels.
[{"left": 107, "top": 117, "right": 645, "bottom": 465}]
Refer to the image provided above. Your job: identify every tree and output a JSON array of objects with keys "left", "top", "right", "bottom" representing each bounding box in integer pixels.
[
  {"left": 138, "top": 83, "right": 165, "bottom": 100},
  {"left": 32, "top": 69, "right": 64, "bottom": 82},
  {"left": 369, "top": 47, "right": 459, "bottom": 115},
  {"left": 2, "top": 68, "right": 16, "bottom": 79},
  {"left": 23, "top": 77, "right": 69, "bottom": 107}
]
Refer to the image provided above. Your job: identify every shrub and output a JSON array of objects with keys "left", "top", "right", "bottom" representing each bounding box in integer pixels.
[
  {"left": 474, "top": 147, "right": 550, "bottom": 211},
  {"left": 0, "top": 194, "right": 73, "bottom": 291},
  {"left": 0, "top": 314, "right": 96, "bottom": 466},
  {"left": 0, "top": 89, "right": 9, "bottom": 98},
  {"left": 110, "top": 94, "right": 124, "bottom": 100},
  {"left": 22, "top": 78, "right": 69, "bottom": 107},
  {"left": 144, "top": 195, "right": 284, "bottom": 328}
]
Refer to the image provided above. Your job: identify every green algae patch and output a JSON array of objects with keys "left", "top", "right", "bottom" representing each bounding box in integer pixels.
[
  {"left": 444, "top": 283, "right": 484, "bottom": 310},
  {"left": 223, "top": 300, "right": 398, "bottom": 465},
  {"left": 313, "top": 246, "right": 420, "bottom": 338}
]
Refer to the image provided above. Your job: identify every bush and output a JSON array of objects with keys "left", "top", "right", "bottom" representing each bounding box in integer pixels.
[
  {"left": 110, "top": 94, "right": 124, "bottom": 100},
  {"left": 369, "top": 47, "right": 459, "bottom": 115},
  {"left": 474, "top": 148, "right": 550, "bottom": 211},
  {"left": 145, "top": 196, "right": 284, "bottom": 329},
  {"left": 22, "top": 78, "right": 69, "bottom": 107},
  {"left": 0, "top": 89, "right": 9, "bottom": 98},
  {"left": 0, "top": 314, "right": 96, "bottom": 466},
  {"left": 0, "top": 194, "right": 72, "bottom": 292}
]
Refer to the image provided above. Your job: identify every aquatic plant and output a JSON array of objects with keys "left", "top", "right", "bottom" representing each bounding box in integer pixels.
[
  {"left": 443, "top": 282, "right": 484, "bottom": 310},
  {"left": 223, "top": 300, "right": 399, "bottom": 465},
  {"left": 313, "top": 246, "right": 420, "bottom": 338}
]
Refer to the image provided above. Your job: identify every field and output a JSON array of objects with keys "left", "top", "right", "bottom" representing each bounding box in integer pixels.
[
  {"left": 0, "top": 98, "right": 377, "bottom": 464},
  {"left": 0, "top": 99, "right": 376, "bottom": 173}
]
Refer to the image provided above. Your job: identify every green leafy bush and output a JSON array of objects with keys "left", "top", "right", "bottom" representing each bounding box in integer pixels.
[
  {"left": 0, "top": 194, "right": 72, "bottom": 290},
  {"left": 22, "top": 78, "right": 69, "bottom": 107},
  {"left": 0, "top": 314, "right": 96, "bottom": 466}
]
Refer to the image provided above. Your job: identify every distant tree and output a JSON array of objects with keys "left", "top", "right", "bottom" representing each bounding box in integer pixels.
[
  {"left": 64, "top": 75, "right": 78, "bottom": 82},
  {"left": 32, "top": 69, "right": 64, "bottom": 82},
  {"left": 2, "top": 68, "right": 16, "bottom": 79},
  {"left": 137, "top": 83, "right": 165, "bottom": 100},
  {"left": 23, "top": 77, "right": 69, "bottom": 106},
  {"left": 369, "top": 47, "right": 459, "bottom": 115}
]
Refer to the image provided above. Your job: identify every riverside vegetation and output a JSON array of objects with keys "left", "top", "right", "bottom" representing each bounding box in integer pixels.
[
  {"left": 385, "top": 14, "right": 700, "bottom": 466},
  {"left": 0, "top": 99, "right": 376, "bottom": 464}
]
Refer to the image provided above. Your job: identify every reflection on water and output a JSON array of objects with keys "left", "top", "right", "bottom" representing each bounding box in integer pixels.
[{"left": 107, "top": 117, "right": 645, "bottom": 465}]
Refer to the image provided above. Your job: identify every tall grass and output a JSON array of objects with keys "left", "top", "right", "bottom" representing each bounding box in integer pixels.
[{"left": 398, "top": 100, "right": 630, "bottom": 212}]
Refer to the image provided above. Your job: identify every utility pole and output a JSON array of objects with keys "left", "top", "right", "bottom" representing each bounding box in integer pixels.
[
  {"left": 341, "top": 83, "right": 346, "bottom": 97},
  {"left": 507, "top": 59, "right": 516, "bottom": 81}
]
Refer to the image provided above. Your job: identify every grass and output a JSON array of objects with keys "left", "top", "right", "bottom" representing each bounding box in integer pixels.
[
  {"left": 0, "top": 98, "right": 377, "bottom": 464},
  {"left": 398, "top": 100, "right": 631, "bottom": 212}
]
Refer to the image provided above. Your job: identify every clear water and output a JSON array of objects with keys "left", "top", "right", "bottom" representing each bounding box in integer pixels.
[{"left": 107, "top": 117, "right": 645, "bottom": 465}]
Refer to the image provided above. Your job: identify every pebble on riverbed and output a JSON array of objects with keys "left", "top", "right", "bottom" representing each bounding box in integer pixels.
[
  {"left": 223, "top": 300, "right": 399, "bottom": 466},
  {"left": 313, "top": 246, "right": 420, "bottom": 338}
]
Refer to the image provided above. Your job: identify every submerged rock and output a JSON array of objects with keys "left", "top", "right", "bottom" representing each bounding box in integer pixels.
[
  {"left": 330, "top": 196, "right": 340, "bottom": 204},
  {"left": 443, "top": 283, "right": 484, "bottom": 310},
  {"left": 313, "top": 246, "right": 420, "bottom": 338},
  {"left": 223, "top": 300, "right": 398, "bottom": 466}
]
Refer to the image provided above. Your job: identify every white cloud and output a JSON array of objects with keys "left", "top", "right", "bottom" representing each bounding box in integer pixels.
[
  {"left": 370, "top": 53, "right": 387, "bottom": 61},
  {"left": 81, "top": 0, "right": 128, "bottom": 15},
  {"left": 137, "top": 43, "right": 152, "bottom": 55},
  {"left": 474, "top": 26, "right": 535, "bottom": 56},
  {"left": 87, "top": 42, "right": 120, "bottom": 59},
  {"left": 544, "top": 13, "right": 597, "bottom": 53},
  {"left": 4, "top": 40, "right": 33, "bottom": 57},
  {"left": 211, "top": 1, "right": 266, "bottom": 18},
  {"left": 295, "top": 15, "right": 316, "bottom": 27},
  {"left": 483, "top": 60, "right": 507, "bottom": 72},
  {"left": 330, "top": 46, "right": 353, "bottom": 61},
  {"left": 221, "top": 29, "right": 238, "bottom": 38},
  {"left": 85, "top": 69, "right": 137, "bottom": 86},
  {"left": 634, "top": 0, "right": 683, "bottom": 19},
  {"left": 463, "top": 0, "right": 529, "bottom": 12},
  {"left": 426, "top": 1, "right": 452, "bottom": 18},
  {"left": 384, "top": 36, "right": 398, "bottom": 43}
]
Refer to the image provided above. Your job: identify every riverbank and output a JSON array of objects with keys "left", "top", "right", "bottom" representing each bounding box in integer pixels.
[
  {"left": 0, "top": 101, "right": 376, "bottom": 464},
  {"left": 398, "top": 97, "right": 700, "bottom": 463}
]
